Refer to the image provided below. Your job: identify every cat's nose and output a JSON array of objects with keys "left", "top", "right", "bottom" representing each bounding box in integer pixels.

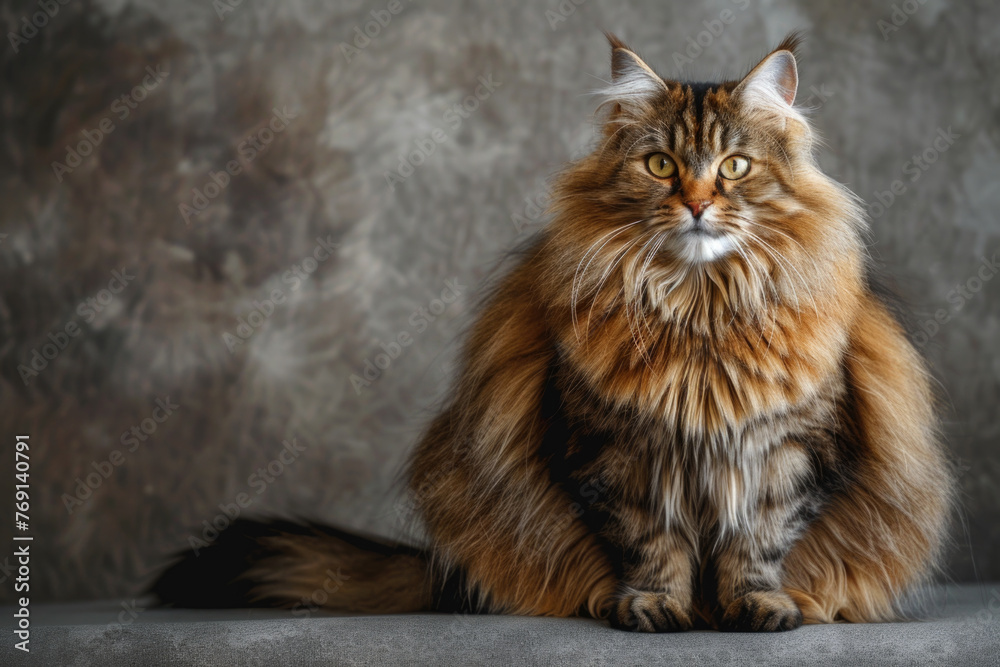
[{"left": 684, "top": 200, "right": 713, "bottom": 218}]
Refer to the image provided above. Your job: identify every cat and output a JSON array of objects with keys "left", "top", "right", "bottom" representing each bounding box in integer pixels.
[{"left": 152, "top": 33, "right": 953, "bottom": 632}]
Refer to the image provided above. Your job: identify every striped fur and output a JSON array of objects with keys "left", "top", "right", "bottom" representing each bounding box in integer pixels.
[
  {"left": 154, "top": 34, "right": 953, "bottom": 632},
  {"left": 407, "top": 33, "right": 952, "bottom": 630}
]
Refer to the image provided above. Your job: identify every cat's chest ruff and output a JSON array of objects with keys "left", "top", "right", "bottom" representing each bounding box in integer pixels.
[{"left": 564, "top": 304, "right": 847, "bottom": 439}]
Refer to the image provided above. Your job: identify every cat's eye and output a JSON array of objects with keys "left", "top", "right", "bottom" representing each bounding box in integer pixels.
[
  {"left": 719, "top": 155, "right": 751, "bottom": 180},
  {"left": 646, "top": 153, "right": 677, "bottom": 179}
]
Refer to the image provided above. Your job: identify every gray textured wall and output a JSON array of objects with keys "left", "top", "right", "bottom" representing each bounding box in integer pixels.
[{"left": 0, "top": 0, "right": 996, "bottom": 603}]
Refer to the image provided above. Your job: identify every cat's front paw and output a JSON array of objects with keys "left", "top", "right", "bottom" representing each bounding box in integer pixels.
[
  {"left": 608, "top": 591, "right": 692, "bottom": 633},
  {"left": 719, "top": 590, "right": 803, "bottom": 632}
]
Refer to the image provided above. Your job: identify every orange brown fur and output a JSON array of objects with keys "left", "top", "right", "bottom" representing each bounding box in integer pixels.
[
  {"left": 154, "top": 34, "right": 952, "bottom": 632},
  {"left": 407, "top": 33, "right": 951, "bottom": 630}
]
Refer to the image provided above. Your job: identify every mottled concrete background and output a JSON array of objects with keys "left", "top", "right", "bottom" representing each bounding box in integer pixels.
[{"left": 0, "top": 0, "right": 996, "bottom": 602}]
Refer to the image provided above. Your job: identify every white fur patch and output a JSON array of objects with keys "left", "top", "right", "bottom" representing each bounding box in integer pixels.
[
  {"left": 603, "top": 69, "right": 663, "bottom": 103},
  {"left": 671, "top": 211, "right": 736, "bottom": 263},
  {"left": 676, "top": 233, "right": 734, "bottom": 263},
  {"left": 599, "top": 47, "right": 667, "bottom": 109}
]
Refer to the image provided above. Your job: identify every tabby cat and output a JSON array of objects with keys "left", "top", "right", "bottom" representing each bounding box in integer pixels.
[{"left": 153, "top": 34, "right": 953, "bottom": 632}]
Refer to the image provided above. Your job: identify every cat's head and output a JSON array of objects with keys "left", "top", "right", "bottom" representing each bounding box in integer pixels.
[{"left": 552, "top": 34, "right": 865, "bottom": 331}]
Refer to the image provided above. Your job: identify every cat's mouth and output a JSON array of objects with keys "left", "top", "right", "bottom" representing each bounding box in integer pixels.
[
  {"left": 684, "top": 224, "right": 726, "bottom": 239},
  {"left": 679, "top": 209, "right": 727, "bottom": 237},
  {"left": 672, "top": 223, "right": 735, "bottom": 263}
]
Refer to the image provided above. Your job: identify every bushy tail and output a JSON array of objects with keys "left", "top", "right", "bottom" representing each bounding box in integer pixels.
[{"left": 151, "top": 518, "right": 467, "bottom": 614}]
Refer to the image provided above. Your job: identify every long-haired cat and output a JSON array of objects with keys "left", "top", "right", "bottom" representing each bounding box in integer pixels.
[{"left": 153, "top": 33, "right": 952, "bottom": 631}]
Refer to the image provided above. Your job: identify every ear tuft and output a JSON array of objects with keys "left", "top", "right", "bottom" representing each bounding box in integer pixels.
[
  {"left": 775, "top": 30, "right": 804, "bottom": 60},
  {"left": 604, "top": 31, "right": 629, "bottom": 54},
  {"left": 601, "top": 32, "right": 668, "bottom": 108}
]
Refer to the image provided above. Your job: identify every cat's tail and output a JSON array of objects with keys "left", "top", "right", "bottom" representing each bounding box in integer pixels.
[{"left": 151, "top": 518, "right": 468, "bottom": 615}]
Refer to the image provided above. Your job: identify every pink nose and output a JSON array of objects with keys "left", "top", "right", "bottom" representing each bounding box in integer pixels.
[{"left": 684, "top": 200, "right": 713, "bottom": 218}]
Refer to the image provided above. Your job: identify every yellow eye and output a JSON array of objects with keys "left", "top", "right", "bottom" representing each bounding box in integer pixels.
[
  {"left": 646, "top": 152, "right": 677, "bottom": 179},
  {"left": 719, "top": 155, "right": 750, "bottom": 180}
]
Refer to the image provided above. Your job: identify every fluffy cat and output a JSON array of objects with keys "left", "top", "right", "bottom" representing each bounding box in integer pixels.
[{"left": 153, "top": 33, "right": 953, "bottom": 632}]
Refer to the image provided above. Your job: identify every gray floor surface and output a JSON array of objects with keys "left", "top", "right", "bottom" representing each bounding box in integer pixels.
[{"left": 2, "top": 584, "right": 999, "bottom": 666}]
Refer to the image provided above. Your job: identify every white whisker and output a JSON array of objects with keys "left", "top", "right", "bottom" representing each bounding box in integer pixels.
[
  {"left": 585, "top": 232, "right": 646, "bottom": 335},
  {"left": 571, "top": 219, "right": 647, "bottom": 339}
]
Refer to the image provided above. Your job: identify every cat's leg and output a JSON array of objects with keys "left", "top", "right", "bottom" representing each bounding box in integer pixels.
[
  {"left": 711, "top": 440, "right": 815, "bottom": 632},
  {"left": 608, "top": 525, "right": 698, "bottom": 632},
  {"left": 602, "top": 468, "right": 698, "bottom": 632}
]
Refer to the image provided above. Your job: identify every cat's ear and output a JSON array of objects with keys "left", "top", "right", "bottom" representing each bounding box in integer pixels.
[
  {"left": 734, "top": 36, "right": 800, "bottom": 109},
  {"left": 602, "top": 32, "right": 669, "bottom": 109}
]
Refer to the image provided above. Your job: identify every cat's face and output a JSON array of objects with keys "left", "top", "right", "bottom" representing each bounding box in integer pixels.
[
  {"left": 554, "top": 35, "right": 863, "bottom": 326},
  {"left": 601, "top": 80, "right": 800, "bottom": 265}
]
